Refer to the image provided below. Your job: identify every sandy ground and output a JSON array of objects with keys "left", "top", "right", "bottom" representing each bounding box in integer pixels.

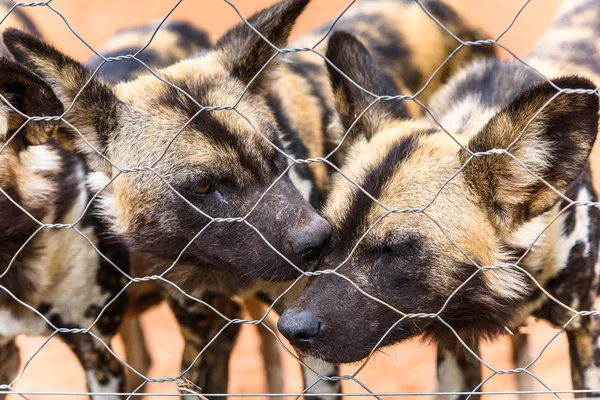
[
  {"left": 4, "top": 0, "right": 581, "bottom": 399},
  {"left": 12, "top": 302, "right": 575, "bottom": 400}
]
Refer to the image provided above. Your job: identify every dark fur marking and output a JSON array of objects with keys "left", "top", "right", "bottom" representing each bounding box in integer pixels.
[
  {"left": 267, "top": 93, "right": 323, "bottom": 206},
  {"left": 167, "top": 292, "right": 242, "bottom": 393},
  {"left": 87, "top": 21, "right": 212, "bottom": 84},
  {"left": 41, "top": 141, "right": 83, "bottom": 224},
  {"left": 463, "top": 75, "right": 598, "bottom": 227},
  {"left": 326, "top": 31, "right": 408, "bottom": 139},
  {"left": 216, "top": 0, "right": 310, "bottom": 90},
  {"left": 89, "top": 47, "right": 165, "bottom": 83},
  {"left": 335, "top": 136, "right": 415, "bottom": 248},
  {"left": 4, "top": 29, "right": 120, "bottom": 146}
]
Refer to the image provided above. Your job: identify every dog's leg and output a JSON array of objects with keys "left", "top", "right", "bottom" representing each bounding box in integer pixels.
[
  {"left": 167, "top": 292, "right": 241, "bottom": 398},
  {"left": 566, "top": 313, "right": 600, "bottom": 397},
  {"left": 245, "top": 297, "right": 285, "bottom": 396},
  {"left": 0, "top": 339, "right": 19, "bottom": 400},
  {"left": 436, "top": 338, "right": 482, "bottom": 400},
  {"left": 510, "top": 333, "right": 534, "bottom": 397},
  {"left": 61, "top": 331, "right": 125, "bottom": 400},
  {"left": 300, "top": 355, "right": 341, "bottom": 400},
  {"left": 119, "top": 314, "right": 152, "bottom": 392}
]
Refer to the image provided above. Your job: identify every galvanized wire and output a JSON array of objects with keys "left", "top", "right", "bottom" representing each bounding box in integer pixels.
[{"left": 1, "top": 0, "right": 599, "bottom": 398}]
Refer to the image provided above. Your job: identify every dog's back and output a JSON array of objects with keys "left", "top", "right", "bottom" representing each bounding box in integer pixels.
[
  {"left": 269, "top": 0, "right": 495, "bottom": 202},
  {"left": 87, "top": 21, "right": 212, "bottom": 83}
]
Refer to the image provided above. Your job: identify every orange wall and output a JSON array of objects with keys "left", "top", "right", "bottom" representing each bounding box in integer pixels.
[{"left": 12, "top": 0, "right": 562, "bottom": 63}]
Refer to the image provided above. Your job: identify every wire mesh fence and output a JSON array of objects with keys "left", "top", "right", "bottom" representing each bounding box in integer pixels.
[{"left": 1, "top": 0, "right": 600, "bottom": 398}]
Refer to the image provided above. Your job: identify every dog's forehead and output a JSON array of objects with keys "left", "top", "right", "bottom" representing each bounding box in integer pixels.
[
  {"left": 326, "top": 121, "right": 449, "bottom": 219},
  {"left": 114, "top": 54, "right": 238, "bottom": 108},
  {"left": 111, "top": 56, "right": 279, "bottom": 171},
  {"left": 326, "top": 120, "right": 493, "bottom": 251}
]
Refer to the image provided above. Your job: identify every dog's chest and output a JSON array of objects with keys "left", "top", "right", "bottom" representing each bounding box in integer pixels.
[{"left": 508, "top": 174, "right": 600, "bottom": 326}]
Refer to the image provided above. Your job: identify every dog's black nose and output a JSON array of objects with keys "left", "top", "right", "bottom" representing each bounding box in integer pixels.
[
  {"left": 290, "top": 215, "right": 332, "bottom": 261},
  {"left": 278, "top": 309, "right": 323, "bottom": 346}
]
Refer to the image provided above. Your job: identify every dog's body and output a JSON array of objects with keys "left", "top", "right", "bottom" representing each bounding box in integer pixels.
[
  {"left": 2, "top": 0, "right": 493, "bottom": 397},
  {"left": 0, "top": 60, "right": 129, "bottom": 399},
  {"left": 279, "top": 0, "right": 600, "bottom": 397},
  {"left": 88, "top": 20, "right": 212, "bottom": 84},
  {"left": 434, "top": 1, "right": 600, "bottom": 396}
]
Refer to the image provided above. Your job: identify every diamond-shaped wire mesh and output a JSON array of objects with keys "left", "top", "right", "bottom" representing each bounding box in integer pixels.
[{"left": 1, "top": 0, "right": 600, "bottom": 398}]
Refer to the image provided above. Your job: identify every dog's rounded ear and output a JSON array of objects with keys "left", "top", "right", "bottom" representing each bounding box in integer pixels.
[
  {"left": 463, "top": 76, "right": 599, "bottom": 230},
  {"left": 216, "top": 0, "right": 310, "bottom": 93},
  {"left": 0, "top": 57, "right": 63, "bottom": 148},
  {"left": 4, "top": 29, "right": 121, "bottom": 171},
  {"left": 326, "top": 31, "right": 409, "bottom": 140}
]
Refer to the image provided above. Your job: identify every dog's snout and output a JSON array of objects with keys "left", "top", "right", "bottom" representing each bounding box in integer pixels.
[
  {"left": 278, "top": 309, "right": 323, "bottom": 346},
  {"left": 290, "top": 214, "right": 332, "bottom": 261}
]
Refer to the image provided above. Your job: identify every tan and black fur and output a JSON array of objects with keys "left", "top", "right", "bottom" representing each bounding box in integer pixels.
[
  {"left": 1, "top": 0, "right": 493, "bottom": 397},
  {"left": 86, "top": 21, "right": 254, "bottom": 395},
  {"left": 87, "top": 20, "right": 212, "bottom": 84},
  {"left": 0, "top": 57, "right": 129, "bottom": 399},
  {"left": 270, "top": 0, "right": 495, "bottom": 203},
  {"left": 280, "top": 3, "right": 600, "bottom": 396}
]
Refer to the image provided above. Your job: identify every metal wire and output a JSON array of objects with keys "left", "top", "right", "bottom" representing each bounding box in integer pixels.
[{"left": 1, "top": 0, "right": 599, "bottom": 398}]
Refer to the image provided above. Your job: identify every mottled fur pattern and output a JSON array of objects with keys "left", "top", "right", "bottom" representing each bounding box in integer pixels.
[
  {"left": 0, "top": 59, "right": 129, "bottom": 399},
  {"left": 279, "top": 11, "right": 600, "bottom": 396},
  {"left": 87, "top": 20, "right": 212, "bottom": 84},
  {"left": 3, "top": 1, "right": 339, "bottom": 397},
  {"left": 272, "top": 0, "right": 495, "bottom": 200},
  {"left": 88, "top": 22, "right": 291, "bottom": 397},
  {"left": 433, "top": 1, "right": 600, "bottom": 397},
  {"left": 2, "top": 0, "right": 492, "bottom": 398}
]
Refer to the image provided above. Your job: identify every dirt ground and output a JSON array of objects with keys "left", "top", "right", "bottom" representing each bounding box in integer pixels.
[{"left": 5, "top": 0, "right": 580, "bottom": 399}]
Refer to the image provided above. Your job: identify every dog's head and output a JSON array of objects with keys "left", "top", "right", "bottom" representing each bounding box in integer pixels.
[
  {"left": 3, "top": 0, "right": 332, "bottom": 287},
  {"left": 279, "top": 32, "right": 599, "bottom": 363}
]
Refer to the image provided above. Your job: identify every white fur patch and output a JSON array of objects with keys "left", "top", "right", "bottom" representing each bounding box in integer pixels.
[
  {"left": 85, "top": 370, "right": 122, "bottom": 400},
  {"left": 584, "top": 366, "right": 600, "bottom": 390},
  {"left": 436, "top": 93, "right": 498, "bottom": 135},
  {"left": 553, "top": 187, "right": 592, "bottom": 273},
  {"left": 301, "top": 356, "right": 340, "bottom": 398},
  {"left": 436, "top": 351, "right": 466, "bottom": 398},
  {"left": 0, "top": 308, "right": 47, "bottom": 340},
  {"left": 289, "top": 168, "right": 313, "bottom": 202}
]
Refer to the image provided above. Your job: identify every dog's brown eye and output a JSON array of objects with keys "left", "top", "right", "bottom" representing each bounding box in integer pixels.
[{"left": 190, "top": 179, "right": 215, "bottom": 195}]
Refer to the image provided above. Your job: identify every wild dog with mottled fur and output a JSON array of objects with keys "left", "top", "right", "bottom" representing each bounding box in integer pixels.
[
  {"left": 0, "top": 58, "right": 129, "bottom": 399},
  {"left": 3, "top": 2, "right": 336, "bottom": 395},
  {"left": 279, "top": 10, "right": 600, "bottom": 397},
  {"left": 85, "top": 21, "right": 240, "bottom": 394},
  {"left": 2, "top": 0, "right": 493, "bottom": 396},
  {"left": 87, "top": 21, "right": 289, "bottom": 397}
]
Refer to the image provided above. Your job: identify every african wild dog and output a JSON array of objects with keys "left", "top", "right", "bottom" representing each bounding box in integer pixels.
[
  {"left": 279, "top": 12, "right": 600, "bottom": 398},
  {"left": 85, "top": 20, "right": 243, "bottom": 394},
  {"left": 87, "top": 21, "right": 290, "bottom": 396},
  {"left": 2, "top": 0, "right": 493, "bottom": 396},
  {"left": 0, "top": 57, "right": 129, "bottom": 398},
  {"left": 2, "top": 2, "right": 336, "bottom": 395}
]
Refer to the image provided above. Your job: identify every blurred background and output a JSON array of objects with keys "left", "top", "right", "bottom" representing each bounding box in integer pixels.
[{"left": 6, "top": 0, "right": 573, "bottom": 399}]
